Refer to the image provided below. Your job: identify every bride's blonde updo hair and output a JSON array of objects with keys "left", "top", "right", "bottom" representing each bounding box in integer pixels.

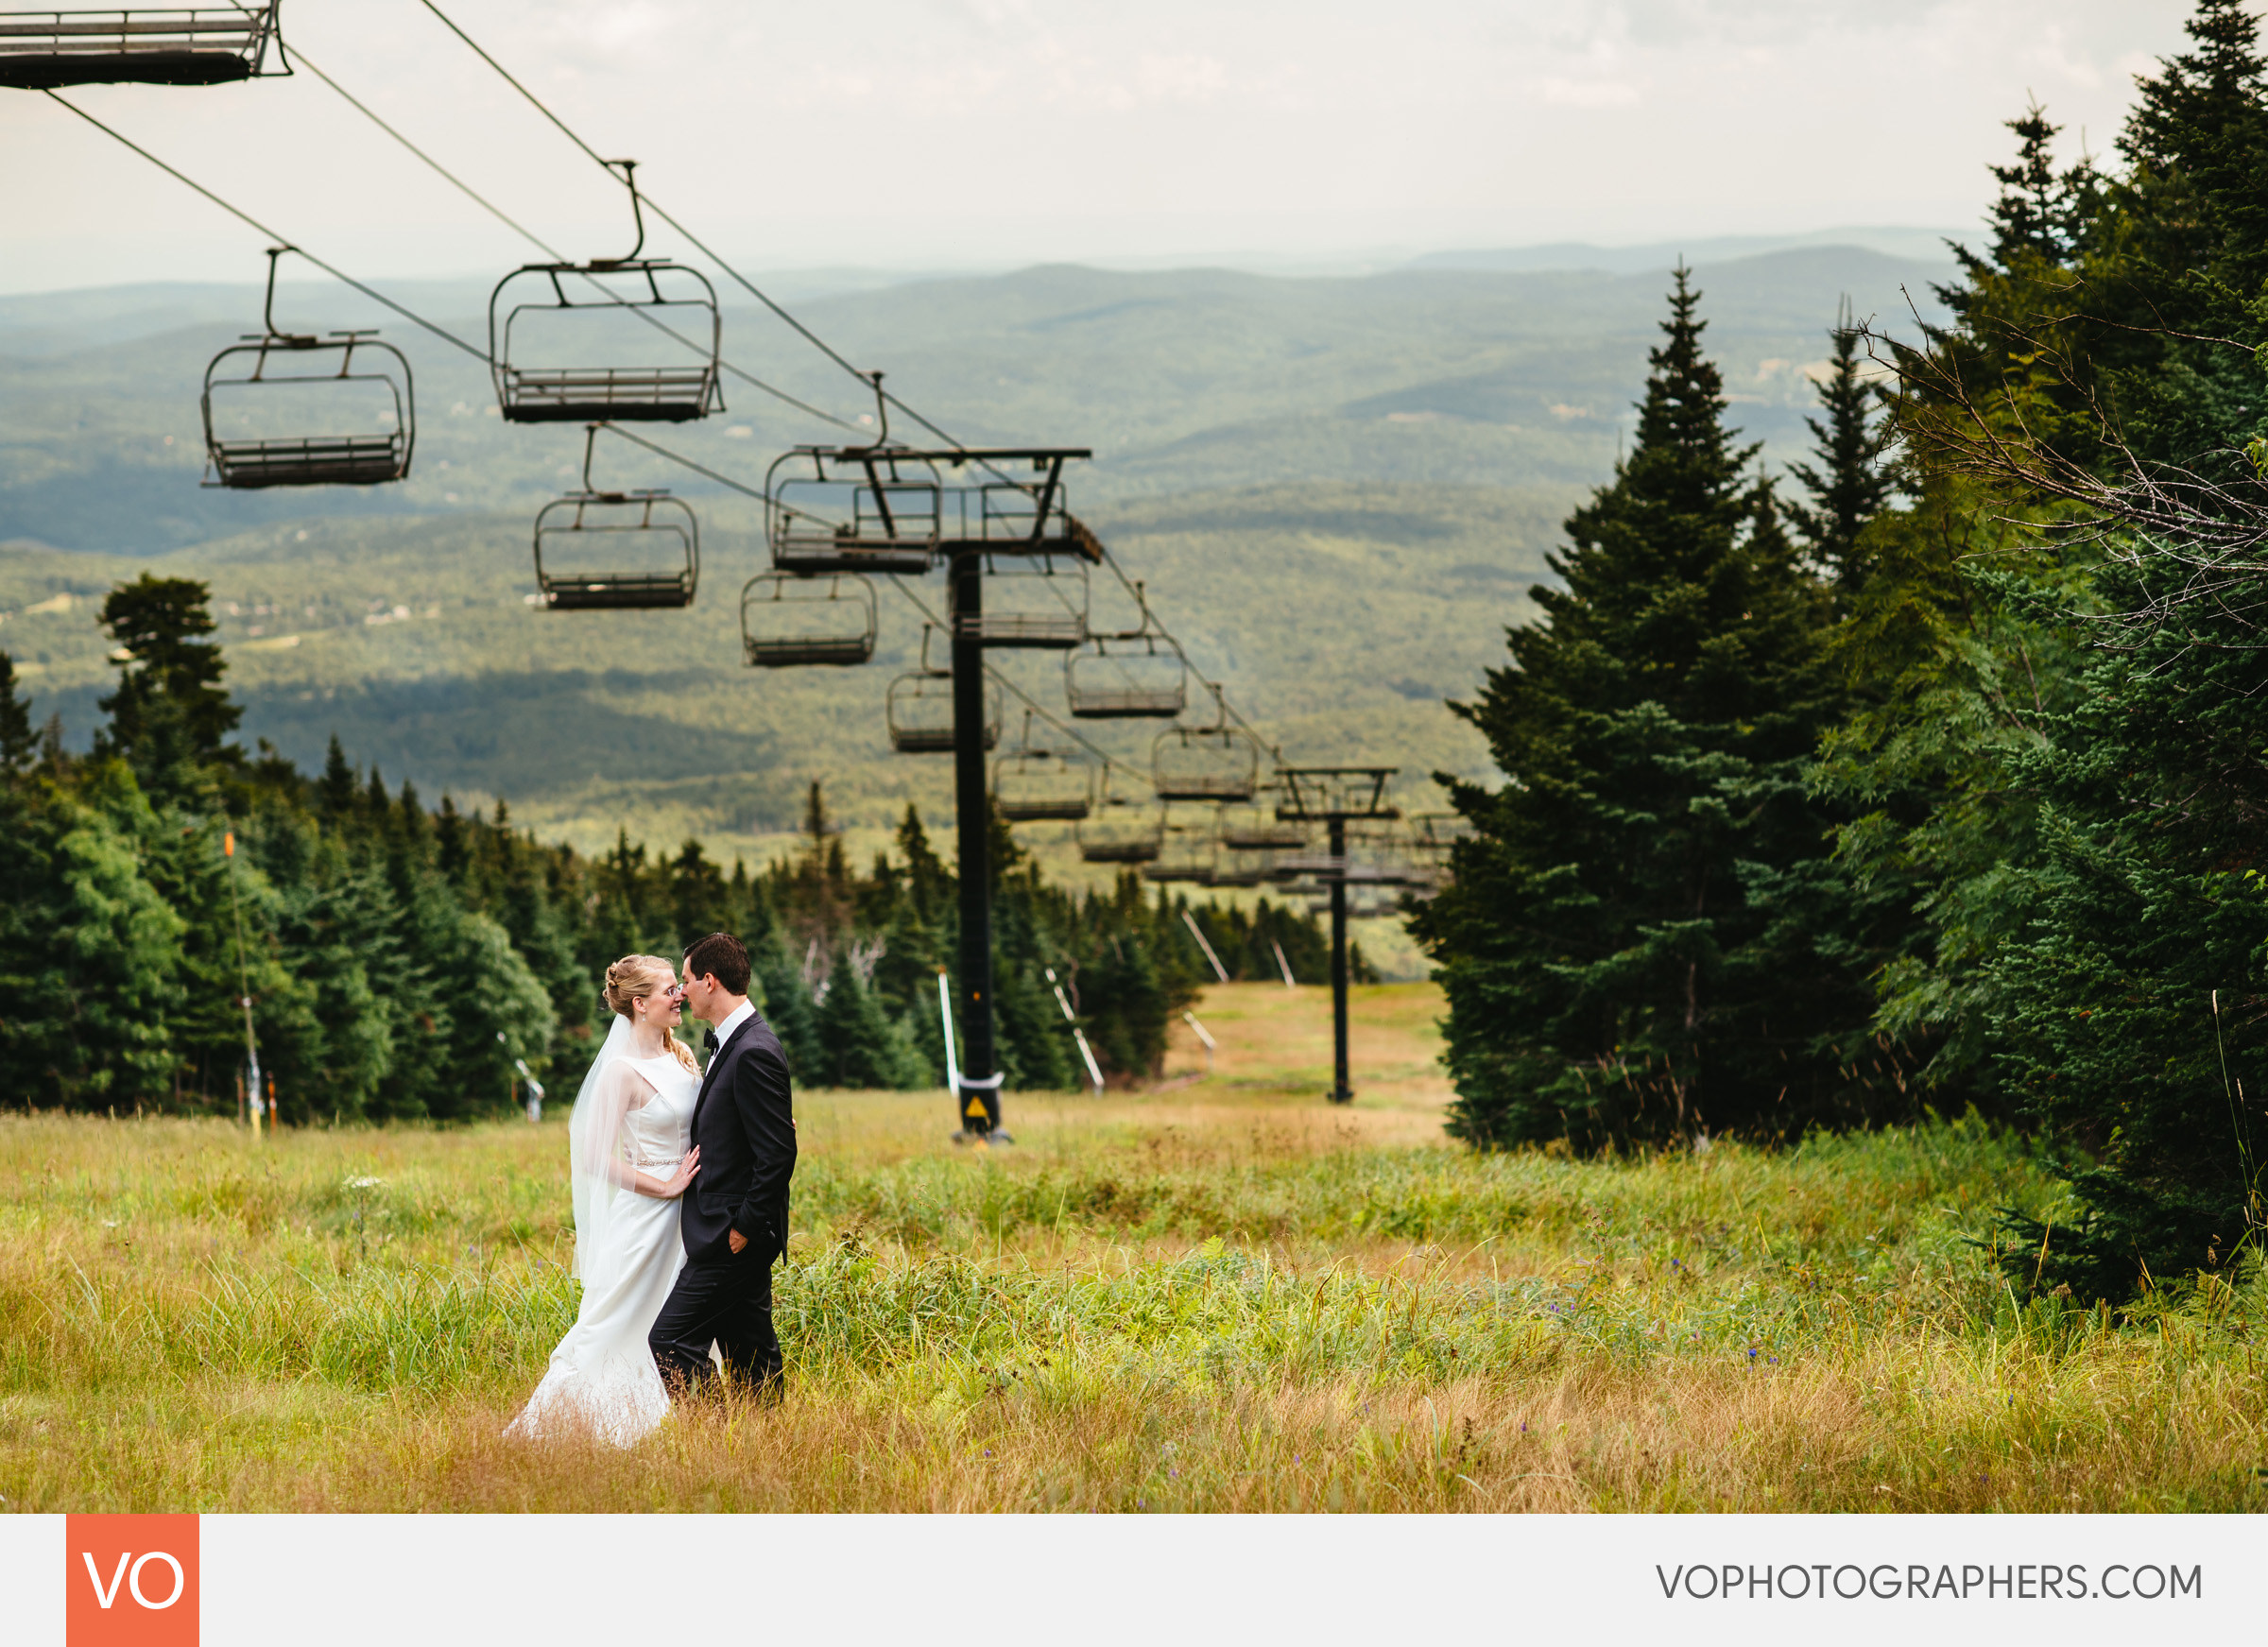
[{"left": 603, "top": 953, "right": 701, "bottom": 1074}]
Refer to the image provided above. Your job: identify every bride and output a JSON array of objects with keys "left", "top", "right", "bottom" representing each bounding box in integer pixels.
[{"left": 507, "top": 954, "right": 703, "bottom": 1447}]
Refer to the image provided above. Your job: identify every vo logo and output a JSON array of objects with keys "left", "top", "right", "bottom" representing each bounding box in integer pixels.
[{"left": 66, "top": 1515, "right": 198, "bottom": 1647}]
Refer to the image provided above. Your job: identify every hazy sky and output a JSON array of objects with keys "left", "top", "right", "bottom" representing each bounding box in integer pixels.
[{"left": 1, "top": 0, "right": 2200, "bottom": 293}]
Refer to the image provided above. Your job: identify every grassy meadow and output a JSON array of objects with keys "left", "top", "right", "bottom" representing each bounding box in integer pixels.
[{"left": 3, "top": 982, "right": 2262, "bottom": 1513}]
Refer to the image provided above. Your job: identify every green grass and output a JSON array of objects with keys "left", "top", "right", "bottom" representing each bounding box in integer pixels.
[{"left": 3, "top": 984, "right": 2261, "bottom": 1512}]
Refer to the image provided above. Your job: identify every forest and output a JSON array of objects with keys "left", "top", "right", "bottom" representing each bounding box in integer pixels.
[
  {"left": 1420, "top": 0, "right": 2268, "bottom": 1302},
  {"left": 0, "top": 585, "right": 1352, "bottom": 1118}
]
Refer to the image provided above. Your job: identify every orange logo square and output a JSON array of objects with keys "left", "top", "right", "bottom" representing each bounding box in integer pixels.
[{"left": 65, "top": 1515, "right": 198, "bottom": 1647}]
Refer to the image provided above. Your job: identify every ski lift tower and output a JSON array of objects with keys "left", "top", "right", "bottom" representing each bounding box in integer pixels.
[
  {"left": 763, "top": 427, "right": 1097, "bottom": 1138},
  {"left": 1275, "top": 766, "right": 1398, "bottom": 1105}
]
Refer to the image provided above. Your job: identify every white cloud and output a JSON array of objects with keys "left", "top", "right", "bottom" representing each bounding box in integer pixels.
[
  {"left": 0, "top": 0, "right": 2201, "bottom": 289},
  {"left": 1538, "top": 77, "right": 1643, "bottom": 108}
]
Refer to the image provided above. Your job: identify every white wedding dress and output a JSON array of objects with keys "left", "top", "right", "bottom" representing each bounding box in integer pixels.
[{"left": 507, "top": 1031, "right": 697, "bottom": 1448}]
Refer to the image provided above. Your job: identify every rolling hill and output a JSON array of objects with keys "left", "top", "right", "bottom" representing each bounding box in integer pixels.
[{"left": 1, "top": 244, "right": 1947, "bottom": 973}]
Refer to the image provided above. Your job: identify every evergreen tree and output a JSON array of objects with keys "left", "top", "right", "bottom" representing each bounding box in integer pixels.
[
  {"left": 1416, "top": 269, "right": 1864, "bottom": 1148},
  {"left": 434, "top": 796, "right": 471, "bottom": 888},
  {"left": 896, "top": 804, "right": 950, "bottom": 924},
  {"left": 318, "top": 735, "right": 357, "bottom": 819},
  {"left": 1983, "top": 103, "right": 2083, "bottom": 266},
  {"left": 94, "top": 575, "right": 241, "bottom": 765},
  {"left": 750, "top": 935, "right": 826, "bottom": 1080},
  {"left": 810, "top": 957, "right": 926, "bottom": 1089},
  {"left": 0, "top": 650, "right": 35, "bottom": 779},
  {"left": 0, "top": 770, "right": 186, "bottom": 1107},
  {"left": 1820, "top": 1, "right": 2268, "bottom": 1295},
  {"left": 668, "top": 838, "right": 729, "bottom": 947},
  {"left": 1785, "top": 302, "right": 1897, "bottom": 594}
]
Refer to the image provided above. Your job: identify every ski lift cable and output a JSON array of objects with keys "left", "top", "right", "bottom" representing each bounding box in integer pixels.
[
  {"left": 403, "top": 0, "right": 1328, "bottom": 760},
  {"left": 588, "top": 421, "right": 768, "bottom": 502},
  {"left": 527, "top": 427, "right": 1207, "bottom": 791},
  {"left": 43, "top": 91, "right": 491, "bottom": 365},
  {"left": 50, "top": 48, "right": 1283, "bottom": 776},
  {"left": 1090, "top": 540, "right": 1284, "bottom": 768},
  {"left": 243, "top": 14, "right": 862, "bottom": 435},
  {"left": 413, "top": 0, "right": 865, "bottom": 391},
  {"left": 410, "top": 0, "right": 1041, "bottom": 488}
]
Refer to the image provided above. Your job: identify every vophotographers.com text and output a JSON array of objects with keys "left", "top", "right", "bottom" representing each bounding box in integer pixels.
[{"left": 1657, "top": 1563, "right": 2202, "bottom": 1602}]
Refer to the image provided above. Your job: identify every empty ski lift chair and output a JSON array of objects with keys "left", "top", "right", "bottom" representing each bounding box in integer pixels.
[
  {"left": 765, "top": 438, "right": 942, "bottom": 575},
  {"left": 1076, "top": 791, "right": 1163, "bottom": 864},
  {"left": 1064, "top": 630, "right": 1187, "bottom": 720},
  {"left": 489, "top": 162, "right": 722, "bottom": 424},
  {"left": 955, "top": 555, "right": 1088, "bottom": 649},
  {"left": 1141, "top": 823, "right": 1217, "bottom": 885},
  {"left": 200, "top": 248, "right": 413, "bottom": 489},
  {"left": 1218, "top": 790, "right": 1309, "bottom": 851},
  {"left": 531, "top": 424, "right": 698, "bottom": 609},
  {"left": 740, "top": 573, "right": 875, "bottom": 667},
  {"left": 992, "top": 728, "right": 1093, "bottom": 821},
  {"left": 885, "top": 627, "right": 997, "bottom": 753},
  {"left": 1152, "top": 705, "right": 1260, "bottom": 804},
  {"left": 1207, "top": 849, "right": 1268, "bottom": 887},
  {"left": 0, "top": 3, "right": 285, "bottom": 86}
]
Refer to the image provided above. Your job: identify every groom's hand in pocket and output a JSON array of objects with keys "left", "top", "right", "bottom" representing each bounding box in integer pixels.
[{"left": 728, "top": 1227, "right": 747, "bottom": 1254}]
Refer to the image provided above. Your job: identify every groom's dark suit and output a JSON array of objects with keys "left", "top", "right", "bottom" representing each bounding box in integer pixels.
[{"left": 648, "top": 1004, "right": 796, "bottom": 1396}]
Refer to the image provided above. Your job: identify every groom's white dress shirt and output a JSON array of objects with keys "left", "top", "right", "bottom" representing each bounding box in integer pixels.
[{"left": 709, "top": 1000, "right": 756, "bottom": 1062}]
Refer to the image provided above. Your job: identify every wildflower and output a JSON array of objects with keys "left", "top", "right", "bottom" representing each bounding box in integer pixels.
[
  {"left": 345, "top": 1176, "right": 386, "bottom": 1190},
  {"left": 1747, "top": 1347, "right": 1758, "bottom": 1360}
]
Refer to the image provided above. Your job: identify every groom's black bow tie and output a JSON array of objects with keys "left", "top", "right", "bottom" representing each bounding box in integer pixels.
[{"left": 703, "top": 1028, "right": 720, "bottom": 1053}]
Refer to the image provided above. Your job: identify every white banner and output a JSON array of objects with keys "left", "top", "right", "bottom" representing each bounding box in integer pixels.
[{"left": 15, "top": 1512, "right": 2258, "bottom": 1646}]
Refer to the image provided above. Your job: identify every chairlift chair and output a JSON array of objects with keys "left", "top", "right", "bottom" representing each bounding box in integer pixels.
[
  {"left": 489, "top": 162, "right": 723, "bottom": 423},
  {"left": 1267, "top": 853, "right": 1347, "bottom": 884},
  {"left": 992, "top": 726, "right": 1093, "bottom": 821},
  {"left": 956, "top": 554, "right": 1088, "bottom": 649},
  {"left": 1152, "top": 724, "right": 1259, "bottom": 804},
  {"left": 200, "top": 248, "right": 412, "bottom": 489},
  {"left": 1141, "top": 824, "right": 1217, "bottom": 885},
  {"left": 1218, "top": 793, "right": 1308, "bottom": 851},
  {"left": 531, "top": 425, "right": 697, "bottom": 610},
  {"left": 1207, "top": 849, "right": 1268, "bottom": 888},
  {"left": 1408, "top": 812, "right": 1472, "bottom": 874},
  {"left": 885, "top": 627, "right": 998, "bottom": 753},
  {"left": 1075, "top": 793, "right": 1163, "bottom": 864},
  {"left": 1063, "top": 631, "right": 1187, "bottom": 719},
  {"left": 765, "top": 442, "right": 942, "bottom": 575},
  {"left": 740, "top": 573, "right": 875, "bottom": 667},
  {"left": 1, "top": 4, "right": 285, "bottom": 87}
]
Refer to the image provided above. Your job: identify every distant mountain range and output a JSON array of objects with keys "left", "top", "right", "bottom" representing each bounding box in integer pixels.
[
  {"left": 1406, "top": 226, "right": 1966, "bottom": 276},
  {"left": 1, "top": 239, "right": 1951, "bottom": 939},
  {"left": 1, "top": 242, "right": 1951, "bottom": 557}
]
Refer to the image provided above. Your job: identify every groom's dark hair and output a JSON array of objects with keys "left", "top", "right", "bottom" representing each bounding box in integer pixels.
[{"left": 683, "top": 932, "right": 751, "bottom": 996}]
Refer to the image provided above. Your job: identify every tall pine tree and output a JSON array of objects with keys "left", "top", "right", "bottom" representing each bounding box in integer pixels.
[
  {"left": 1417, "top": 269, "right": 1868, "bottom": 1148},
  {"left": 1786, "top": 301, "right": 1897, "bottom": 594}
]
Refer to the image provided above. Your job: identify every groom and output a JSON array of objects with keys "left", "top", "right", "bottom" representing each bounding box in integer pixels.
[{"left": 650, "top": 932, "right": 797, "bottom": 1401}]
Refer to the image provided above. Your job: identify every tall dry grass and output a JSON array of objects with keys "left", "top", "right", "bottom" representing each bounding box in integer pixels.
[{"left": 2, "top": 985, "right": 2262, "bottom": 1512}]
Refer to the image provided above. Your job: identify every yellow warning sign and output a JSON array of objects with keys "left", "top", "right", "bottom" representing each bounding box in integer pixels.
[{"left": 964, "top": 1095, "right": 988, "bottom": 1119}]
